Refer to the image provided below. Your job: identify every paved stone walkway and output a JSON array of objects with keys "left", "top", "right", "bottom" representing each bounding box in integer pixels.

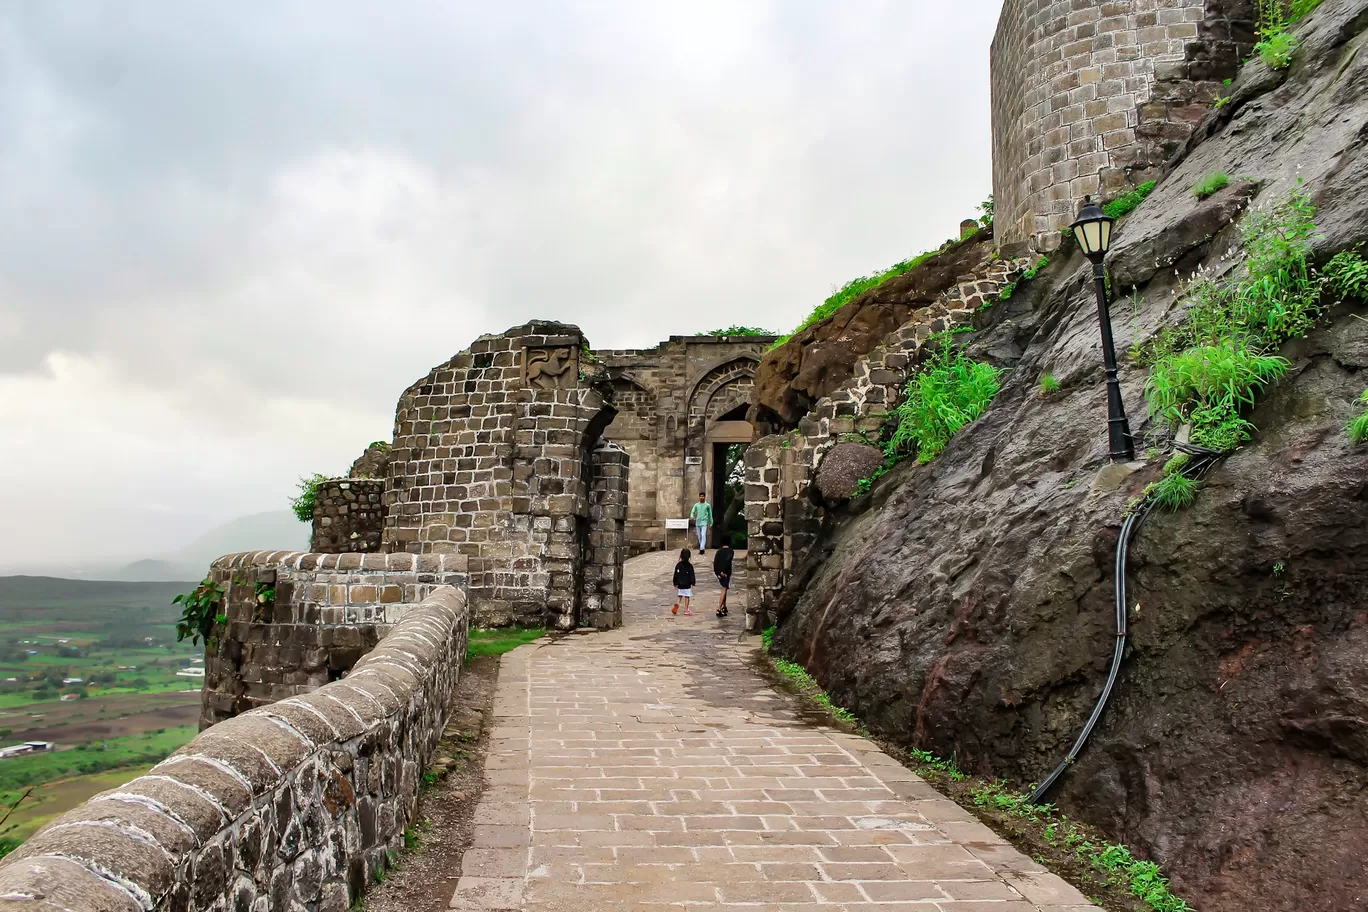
[{"left": 451, "top": 552, "right": 1096, "bottom": 911}]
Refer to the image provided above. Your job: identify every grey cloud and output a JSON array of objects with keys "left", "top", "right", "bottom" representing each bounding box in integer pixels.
[{"left": 0, "top": 0, "right": 1003, "bottom": 565}]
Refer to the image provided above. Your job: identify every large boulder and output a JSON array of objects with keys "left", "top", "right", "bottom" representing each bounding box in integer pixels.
[{"left": 814, "top": 443, "right": 884, "bottom": 504}]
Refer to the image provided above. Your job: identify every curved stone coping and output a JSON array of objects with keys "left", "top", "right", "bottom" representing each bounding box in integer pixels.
[
  {"left": 210, "top": 550, "right": 468, "bottom": 574},
  {"left": 0, "top": 587, "right": 470, "bottom": 911}
]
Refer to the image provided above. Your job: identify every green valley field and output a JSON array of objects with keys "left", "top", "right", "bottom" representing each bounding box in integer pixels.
[{"left": 0, "top": 577, "right": 202, "bottom": 851}]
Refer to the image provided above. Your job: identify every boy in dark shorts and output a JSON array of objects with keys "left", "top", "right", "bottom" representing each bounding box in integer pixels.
[{"left": 713, "top": 542, "right": 733, "bottom": 617}]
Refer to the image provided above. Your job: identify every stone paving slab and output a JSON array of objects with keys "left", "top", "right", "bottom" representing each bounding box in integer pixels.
[{"left": 452, "top": 551, "right": 1096, "bottom": 911}]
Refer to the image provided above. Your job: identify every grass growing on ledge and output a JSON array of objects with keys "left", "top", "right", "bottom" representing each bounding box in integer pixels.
[
  {"left": 885, "top": 338, "right": 1002, "bottom": 465},
  {"left": 1103, "top": 180, "right": 1157, "bottom": 221},
  {"left": 760, "top": 628, "right": 858, "bottom": 726},
  {"left": 1346, "top": 390, "right": 1368, "bottom": 445},
  {"left": 906, "top": 753, "right": 1196, "bottom": 912},
  {"left": 1192, "top": 170, "right": 1231, "bottom": 200},
  {"left": 466, "top": 627, "right": 543, "bottom": 660}
]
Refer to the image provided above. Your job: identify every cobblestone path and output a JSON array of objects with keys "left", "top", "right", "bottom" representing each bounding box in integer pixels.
[{"left": 450, "top": 551, "right": 1096, "bottom": 911}]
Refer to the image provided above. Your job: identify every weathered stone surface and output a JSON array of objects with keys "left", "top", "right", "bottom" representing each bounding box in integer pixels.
[
  {"left": 814, "top": 442, "right": 885, "bottom": 503},
  {"left": 771, "top": 5, "right": 1368, "bottom": 908},
  {"left": 348, "top": 441, "right": 391, "bottom": 480}
]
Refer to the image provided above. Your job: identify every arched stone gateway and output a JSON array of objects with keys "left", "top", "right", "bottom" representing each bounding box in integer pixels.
[{"left": 596, "top": 335, "right": 775, "bottom": 554}]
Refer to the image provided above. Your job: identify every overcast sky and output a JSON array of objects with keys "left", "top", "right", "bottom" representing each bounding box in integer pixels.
[{"left": 0, "top": 1, "right": 1002, "bottom": 569}]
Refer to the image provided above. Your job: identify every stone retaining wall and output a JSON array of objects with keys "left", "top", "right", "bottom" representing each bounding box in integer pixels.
[
  {"left": 201, "top": 550, "right": 468, "bottom": 728},
  {"left": 0, "top": 587, "right": 470, "bottom": 912},
  {"left": 744, "top": 257, "right": 1031, "bottom": 631},
  {"left": 311, "top": 479, "right": 385, "bottom": 554}
]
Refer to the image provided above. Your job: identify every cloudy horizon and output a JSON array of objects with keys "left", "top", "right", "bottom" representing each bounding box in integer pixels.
[{"left": 0, "top": 1, "right": 1003, "bottom": 570}]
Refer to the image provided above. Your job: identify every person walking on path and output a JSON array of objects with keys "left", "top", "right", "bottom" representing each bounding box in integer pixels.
[
  {"left": 712, "top": 542, "right": 733, "bottom": 617},
  {"left": 690, "top": 493, "right": 713, "bottom": 554},
  {"left": 671, "top": 549, "right": 696, "bottom": 616}
]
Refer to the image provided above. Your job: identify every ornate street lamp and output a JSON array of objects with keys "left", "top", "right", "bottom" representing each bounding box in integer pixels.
[{"left": 1072, "top": 198, "right": 1135, "bottom": 463}]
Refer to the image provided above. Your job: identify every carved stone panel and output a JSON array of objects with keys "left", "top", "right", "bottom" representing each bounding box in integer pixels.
[{"left": 523, "top": 345, "right": 578, "bottom": 389}]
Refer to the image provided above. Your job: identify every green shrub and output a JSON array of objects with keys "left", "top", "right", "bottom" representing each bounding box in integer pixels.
[
  {"left": 1324, "top": 250, "right": 1368, "bottom": 301},
  {"left": 1038, "top": 373, "right": 1061, "bottom": 397},
  {"left": 1103, "top": 180, "right": 1157, "bottom": 220},
  {"left": 289, "top": 473, "right": 329, "bottom": 522},
  {"left": 1347, "top": 390, "right": 1368, "bottom": 445},
  {"left": 886, "top": 339, "right": 1002, "bottom": 464},
  {"left": 1257, "top": 30, "right": 1298, "bottom": 69},
  {"left": 1192, "top": 171, "right": 1231, "bottom": 199}
]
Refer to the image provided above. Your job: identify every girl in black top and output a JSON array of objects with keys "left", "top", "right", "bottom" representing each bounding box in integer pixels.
[
  {"left": 671, "top": 549, "right": 695, "bottom": 616},
  {"left": 712, "top": 544, "right": 734, "bottom": 618}
]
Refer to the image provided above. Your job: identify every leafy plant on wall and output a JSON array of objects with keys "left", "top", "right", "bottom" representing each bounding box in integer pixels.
[{"left": 173, "top": 578, "right": 226, "bottom": 648}]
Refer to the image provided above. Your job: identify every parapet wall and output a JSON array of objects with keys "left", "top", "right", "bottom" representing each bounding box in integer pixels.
[
  {"left": 201, "top": 550, "right": 468, "bottom": 728},
  {"left": 0, "top": 587, "right": 470, "bottom": 912},
  {"left": 991, "top": 0, "right": 1252, "bottom": 252}
]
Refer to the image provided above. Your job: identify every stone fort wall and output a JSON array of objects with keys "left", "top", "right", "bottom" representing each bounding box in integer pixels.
[
  {"left": 991, "top": 0, "right": 1253, "bottom": 252},
  {"left": 0, "top": 586, "right": 470, "bottom": 912}
]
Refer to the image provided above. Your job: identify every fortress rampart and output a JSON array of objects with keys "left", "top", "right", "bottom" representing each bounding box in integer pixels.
[{"left": 991, "top": 0, "right": 1253, "bottom": 252}]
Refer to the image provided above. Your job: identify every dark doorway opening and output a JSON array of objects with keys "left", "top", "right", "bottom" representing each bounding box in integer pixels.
[{"left": 711, "top": 440, "right": 748, "bottom": 550}]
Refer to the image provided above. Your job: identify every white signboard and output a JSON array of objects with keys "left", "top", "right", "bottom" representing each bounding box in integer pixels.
[{"left": 665, "top": 518, "right": 689, "bottom": 530}]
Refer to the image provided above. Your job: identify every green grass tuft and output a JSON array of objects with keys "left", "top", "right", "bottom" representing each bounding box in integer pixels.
[
  {"left": 466, "top": 627, "right": 543, "bottom": 660},
  {"left": 1038, "top": 373, "right": 1061, "bottom": 397},
  {"left": 1146, "top": 471, "right": 1200, "bottom": 512},
  {"left": 1192, "top": 170, "right": 1231, "bottom": 199},
  {"left": 1347, "top": 390, "right": 1368, "bottom": 445},
  {"left": 1324, "top": 250, "right": 1368, "bottom": 301},
  {"left": 1103, "top": 180, "right": 1157, "bottom": 220}
]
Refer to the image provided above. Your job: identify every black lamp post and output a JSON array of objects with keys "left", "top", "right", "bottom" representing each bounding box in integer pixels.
[{"left": 1071, "top": 198, "right": 1135, "bottom": 463}]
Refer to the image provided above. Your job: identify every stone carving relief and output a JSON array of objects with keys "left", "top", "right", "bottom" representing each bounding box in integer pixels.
[{"left": 524, "top": 346, "right": 577, "bottom": 389}]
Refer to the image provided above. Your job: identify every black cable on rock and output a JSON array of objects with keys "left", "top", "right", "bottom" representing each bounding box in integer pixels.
[{"left": 1028, "top": 441, "right": 1224, "bottom": 805}]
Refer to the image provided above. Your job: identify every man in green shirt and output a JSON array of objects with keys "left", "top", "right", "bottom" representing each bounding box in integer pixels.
[{"left": 690, "top": 493, "right": 713, "bottom": 554}]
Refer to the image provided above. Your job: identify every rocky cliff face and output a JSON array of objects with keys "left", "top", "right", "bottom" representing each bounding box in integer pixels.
[{"left": 771, "top": 3, "right": 1368, "bottom": 909}]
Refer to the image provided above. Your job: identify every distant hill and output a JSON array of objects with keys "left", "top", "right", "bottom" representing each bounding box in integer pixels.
[{"left": 107, "top": 511, "right": 310, "bottom": 581}]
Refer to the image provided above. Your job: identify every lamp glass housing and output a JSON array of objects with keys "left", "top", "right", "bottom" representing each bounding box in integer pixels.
[{"left": 1070, "top": 201, "right": 1114, "bottom": 261}]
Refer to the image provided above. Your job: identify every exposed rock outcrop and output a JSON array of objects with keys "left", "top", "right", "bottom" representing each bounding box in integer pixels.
[
  {"left": 750, "top": 234, "right": 996, "bottom": 432},
  {"left": 770, "top": 3, "right": 1368, "bottom": 909}
]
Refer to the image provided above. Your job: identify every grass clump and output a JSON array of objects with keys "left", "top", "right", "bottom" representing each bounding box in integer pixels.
[
  {"left": 760, "top": 628, "right": 859, "bottom": 726},
  {"left": 1192, "top": 171, "right": 1231, "bottom": 200},
  {"left": 466, "top": 627, "right": 543, "bottom": 660},
  {"left": 998, "top": 254, "right": 1049, "bottom": 303},
  {"left": 1103, "top": 180, "right": 1157, "bottom": 221},
  {"left": 1038, "top": 373, "right": 1061, "bottom": 397},
  {"left": 1254, "top": 0, "right": 1322, "bottom": 70},
  {"left": 1324, "top": 248, "right": 1368, "bottom": 301},
  {"left": 886, "top": 337, "right": 1002, "bottom": 465},
  {"left": 1347, "top": 390, "right": 1368, "bottom": 445},
  {"left": 1139, "top": 183, "right": 1325, "bottom": 454}
]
